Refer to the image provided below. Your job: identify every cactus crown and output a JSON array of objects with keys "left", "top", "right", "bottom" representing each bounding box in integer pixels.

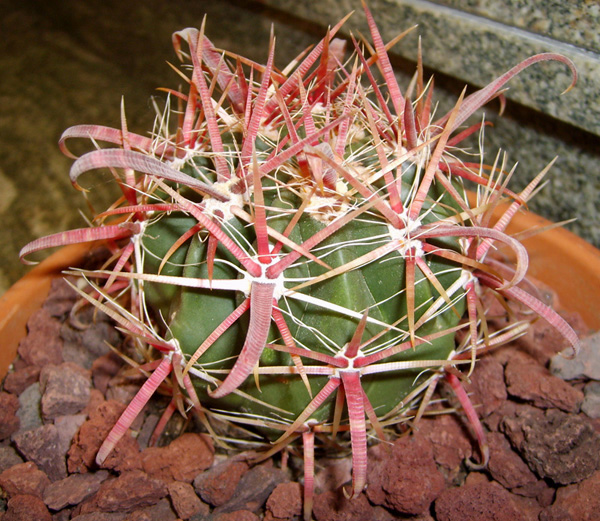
[{"left": 21, "top": 4, "right": 579, "bottom": 517}]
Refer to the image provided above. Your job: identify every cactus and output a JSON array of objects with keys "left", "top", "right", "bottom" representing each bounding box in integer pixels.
[{"left": 21, "top": 4, "right": 579, "bottom": 518}]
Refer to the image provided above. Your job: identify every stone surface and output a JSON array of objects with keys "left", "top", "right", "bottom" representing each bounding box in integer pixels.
[
  {"left": 141, "top": 433, "right": 214, "bottom": 483},
  {"left": 511, "top": 478, "right": 555, "bottom": 508},
  {"left": 0, "top": 446, "right": 24, "bottom": 472},
  {"left": 0, "top": 391, "right": 20, "bottom": 440},
  {"left": 2, "top": 365, "right": 41, "bottom": 395},
  {"left": 265, "top": 481, "right": 302, "bottom": 520},
  {"left": 313, "top": 456, "right": 352, "bottom": 494},
  {"left": 0, "top": 461, "right": 50, "bottom": 498},
  {"left": 366, "top": 434, "right": 445, "bottom": 515},
  {"left": 3, "top": 493, "right": 52, "bottom": 521},
  {"left": 15, "top": 382, "right": 42, "bottom": 433},
  {"left": 39, "top": 362, "right": 91, "bottom": 419},
  {"left": 313, "top": 488, "right": 396, "bottom": 521},
  {"left": 70, "top": 513, "right": 126, "bottom": 521},
  {"left": 61, "top": 319, "right": 121, "bottom": 371},
  {"left": 16, "top": 308, "right": 63, "bottom": 368},
  {"left": 540, "top": 470, "right": 600, "bottom": 521},
  {"left": 502, "top": 405, "right": 600, "bottom": 485},
  {"left": 122, "top": 497, "right": 178, "bottom": 521},
  {"left": 91, "top": 353, "right": 124, "bottom": 396},
  {"left": 167, "top": 480, "right": 206, "bottom": 520},
  {"left": 463, "top": 356, "right": 507, "bottom": 418},
  {"left": 418, "top": 413, "right": 473, "bottom": 482},
  {"left": 213, "top": 464, "right": 287, "bottom": 514},
  {"left": 211, "top": 511, "right": 260, "bottom": 521},
  {"left": 67, "top": 399, "right": 126, "bottom": 473},
  {"left": 193, "top": 459, "right": 249, "bottom": 507},
  {"left": 437, "top": 0, "right": 600, "bottom": 54},
  {"left": 43, "top": 277, "right": 79, "bottom": 317},
  {"left": 12, "top": 423, "right": 67, "bottom": 480},
  {"left": 84, "top": 471, "right": 168, "bottom": 513},
  {"left": 504, "top": 353, "right": 583, "bottom": 412},
  {"left": 43, "top": 471, "right": 109, "bottom": 511},
  {"left": 435, "top": 480, "right": 527, "bottom": 521},
  {"left": 101, "top": 432, "right": 142, "bottom": 473},
  {"left": 486, "top": 432, "right": 537, "bottom": 490},
  {"left": 54, "top": 413, "right": 87, "bottom": 455}
]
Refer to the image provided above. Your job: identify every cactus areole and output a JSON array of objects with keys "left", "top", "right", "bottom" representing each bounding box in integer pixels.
[{"left": 20, "top": 3, "right": 580, "bottom": 514}]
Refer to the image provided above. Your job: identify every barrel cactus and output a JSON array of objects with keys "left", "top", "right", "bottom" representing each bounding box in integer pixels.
[{"left": 21, "top": 4, "right": 579, "bottom": 518}]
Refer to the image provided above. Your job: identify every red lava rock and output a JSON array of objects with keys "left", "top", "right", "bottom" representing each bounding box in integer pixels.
[
  {"left": 366, "top": 434, "right": 445, "bottom": 515},
  {"left": 71, "top": 512, "right": 127, "bottom": 520},
  {"left": 134, "top": 413, "right": 160, "bottom": 450},
  {"left": 67, "top": 400, "right": 126, "bottom": 473},
  {"left": 167, "top": 480, "right": 207, "bottom": 519},
  {"left": 0, "top": 391, "right": 20, "bottom": 440},
  {"left": 505, "top": 353, "right": 583, "bottom": 412},
  {"left": 82, "top": 321, "right": 121, "bottom": 359},
  {"left": 540, "top": 470, "right": 600, "bottom": 521},
  {"left": 213, "top": 463, "right": 287, "bottom": 514},
  {"left": 168, "top": 433, "right": 214, "bottom": 482},
  {"left": 139, "top": 446, "right": 173, "bottom": 483},
  {"left": 265, "top": 481, "right": 302, "bottom": 520},
  {"left": 85, "top": 388, "right": 107, "bottom": 416},
  {"left": 17, "top": 308, "right": 63, "bottom": 368},
  {"left": 43, "top": 277, "right": 79, "bottom": 317},
  {"left": 84, "top": 470, "right": 168, "bottom": 513},
  {"left": 39, "top": 362, "right": 91, "bottom": 420},
  {"left": 464, "top": 356, "right": 507, "bottom": 418},
  {"left": 418, "top": 413, "right": 473, "bottom": 481},
  {"left": 0, "top": 446, "right": 24, "bottom": 472},
  {"left": 14, "top": 382, "right": 43, "bottom": 433},
  {"left": 55, "top": 413, "right": 88, "bottom": 455},
  {"left": 62, "top": 319, "right": 121, "bottom": 371},
  {"left": 212, "top": 510, "right": 260, "bottom": 521},
  {"left": 435, "top": 480, "right": 527, "bottom": 521},
  {"left": 0, "top": 461, "right": 50, "bottom": 498},
  {"left": 483, "top": 399, "right": 519, "bottom": 433},
  {"left": 12, "top": 423, "right": 67, "bottom": 480},
  {"left": 313, "top": 456, "right": 352, "bottom": 493},
  {"left": 92, "top": 353, "right": 124, "bottom": 396},
  {"left": 502, "top": 405, "right": 600, "bottom": 484},
  {"left": 509, "top": 493, "right": 545, "bottom": 521},
  {"left": 313, "top": 488, "right": 396, "bottom": 521},
  {"left": 101, "top": 432, "right": 142, "bottom": 473},
  {"left": 487, "top": 431, "right": 537, "bottom": 489},
  {"left": 4, "top": 493, "right": 52, "bottom": 521},
  {"left": 511, "top": 479, "right": 555, "bottom": 508},
  {"left": 142, "top": 433, "right": 214, "bottom": 484},
  {"left": 193, "top": 459, "right": 250, "bottom": 506},
  {"left": 122, "top": 498, "right": 178, "bottom": 520},
  {"left": 2, "top": 365, "right": 41, "bottom": 395},
  {"left": 43, "top": 470, "right": 109, "bottom": 510}
]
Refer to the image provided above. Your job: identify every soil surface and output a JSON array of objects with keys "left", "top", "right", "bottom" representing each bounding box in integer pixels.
[{"left": 1, "top": 276, "right": 599, "bottom": 520}]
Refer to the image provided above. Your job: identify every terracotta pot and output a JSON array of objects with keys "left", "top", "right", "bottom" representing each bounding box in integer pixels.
[
  {"left": 0, "top": 243, "right": 98, "bottom": 379},
  {"left": 1, "top": 212, "right": 599, "bottom": 380}
]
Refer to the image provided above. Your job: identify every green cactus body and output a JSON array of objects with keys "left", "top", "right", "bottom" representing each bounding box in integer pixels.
[{"left": 141, "top": 153, "right": 467, "bottom": 432}]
